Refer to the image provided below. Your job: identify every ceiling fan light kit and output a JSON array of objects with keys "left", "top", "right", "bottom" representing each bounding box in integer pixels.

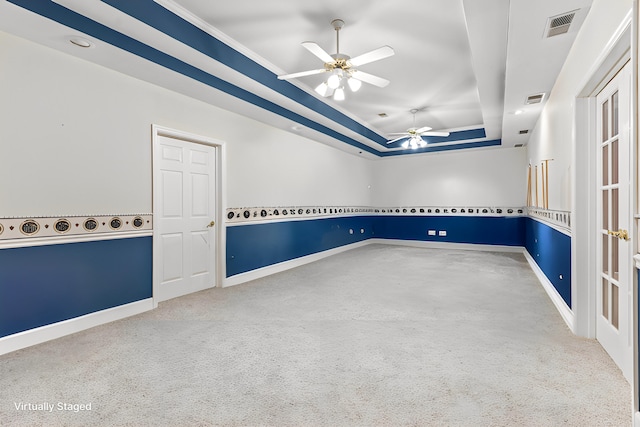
[
  {"left": 347, "top": 77, "right": 361, "bottom": 92},
  {"left": 278, "top": 18, "right": 394, "bottom": 101},
  {"left": 402, "top": 136, "right": 428, "bottom": 150},
  {"left": 333, "top": 87, "right": 346, "bottom": 101}
]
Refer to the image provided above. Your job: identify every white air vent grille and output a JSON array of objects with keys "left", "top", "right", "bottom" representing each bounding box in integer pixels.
[
  {"left": 526, "top": 93, "right": 545, "bottom": 104},
  {"left": 545, "top": 11, "right": 576, "bottom": 38},
  {"left": 519, "top": 130, "right": 529, "bottom": 135}
]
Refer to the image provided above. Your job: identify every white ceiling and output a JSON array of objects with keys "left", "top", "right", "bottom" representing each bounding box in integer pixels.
[{"left": 0, "top": 0, "right": 592, "bottom": 157}]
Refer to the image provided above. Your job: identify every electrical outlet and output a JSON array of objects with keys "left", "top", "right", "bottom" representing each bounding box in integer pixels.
[
  {"left": 439, "top": 230, "right": 447, "bottom": 236},
  {"left": 428, "top": 230, "right": 436, "bottom": 236}
]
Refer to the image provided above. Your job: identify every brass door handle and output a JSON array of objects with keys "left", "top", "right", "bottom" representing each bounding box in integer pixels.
[
  {"left": 608, "top": 229, "right": 630, "bottom": 241},
  {"left": 207, "top": 220, "right": 215, "bottom": 228}
]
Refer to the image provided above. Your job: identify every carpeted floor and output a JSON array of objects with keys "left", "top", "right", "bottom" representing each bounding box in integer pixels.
[{"left": 0, "top": 244, "right": 632, "bottom": 426}]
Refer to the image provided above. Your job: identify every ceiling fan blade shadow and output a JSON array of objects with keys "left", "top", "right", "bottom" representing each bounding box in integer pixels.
[
  {"left": 350, "top": 70, "right": 390, "bottom": 88},
  {"left": 386, "top": 135, "right": 409, "bottom": 144},
  {"left": 422, "top": 131, "right": 450, "bottom": 137},
  {"left": 349, "top": 45, "right": 395, "bottom": 67},
  {"left": 278, "top": 69, "right": 327, "bottom": 80},
  {"left": 301, "top": 42, "right": 335, "bottom": 63}
]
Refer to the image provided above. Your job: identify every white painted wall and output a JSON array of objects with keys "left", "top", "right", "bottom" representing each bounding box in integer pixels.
[
  {"left": 527, "top": 0, "right": 632, "bottom": 210},
  {"left": 371, "top": 147, "right": 527, "bottom": 206},
  {"left": 1, "top": 31, "right": 529, "bottom": 217},
  {"left": 0, "top": 31, "right": 372, "bottom": 217},
  {"left": 225, "top": 125, "right": 373, "bottom": 207}
]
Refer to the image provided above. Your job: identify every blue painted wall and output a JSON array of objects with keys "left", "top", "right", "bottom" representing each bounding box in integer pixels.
[
  {"left": 225, "top": 215, "right": 571, "bottom": 312},
  {"left": 0, "top": 236, "right": 152, "bottom": 338},
  {"left": 1, "top": 216, "right": 571, "bottom": 340},
  {"left": 226, "top": 215, "right": 526, "bottom": 277},
  {"left": 524, "top": 218, "right": 571, "bottom": 307},
  {"left": 373, "top": 215, "right": 525, "bottom": 246},
  {"left": 226, "top": 216, "right": 377, "bottom": 276}
]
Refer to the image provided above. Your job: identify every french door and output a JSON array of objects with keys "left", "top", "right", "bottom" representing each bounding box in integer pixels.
[{"left": 596, "top": 61, "right": 632, "bottom": 382}]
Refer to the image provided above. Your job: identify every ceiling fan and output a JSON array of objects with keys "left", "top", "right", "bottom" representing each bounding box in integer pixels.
[
  {"left": 387, "top": 109, "right": 451, "bottom": 149},
  {"left": 277, "top": 19, "right": 394, "bottom": 100}
]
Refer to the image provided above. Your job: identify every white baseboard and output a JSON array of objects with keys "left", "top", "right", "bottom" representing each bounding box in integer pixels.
[
  {"left": 223, "top": 240, "right": 372, "bottom": 287},
  {"left": 0, "top": 298, "right": 154, "bottom": 356},
  {"left": 1, "top": 241, "right": 573, "bottom": 356},
  {"left": 223, "top": 239, "right": 524, "bottom": 288},
  {"left": 372, "top": 238, "right": 525, "bottom": 253},
  {"left": 634, "top": 411, "right": 640, "bottom": 426},
  {"left": 523, "top": 250, "right": 575, "bottom": 333}
]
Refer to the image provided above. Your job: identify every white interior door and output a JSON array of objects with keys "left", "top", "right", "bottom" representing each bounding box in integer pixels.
[
  {"left": 596, "top": 62, "right": 632, "bottom": 382},
  {"left": 154, "top": 134, "right": 217, "bottom": 302}
]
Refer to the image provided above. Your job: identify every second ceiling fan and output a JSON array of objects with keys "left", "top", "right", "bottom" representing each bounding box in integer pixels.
[
  {"left": 277, "top": 19, "right": 394, "bottom": 100},
  {"left": 387, "top": 109, "right": 451, "bottom": 149}
]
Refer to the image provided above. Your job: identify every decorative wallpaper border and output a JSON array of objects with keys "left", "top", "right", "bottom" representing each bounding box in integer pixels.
[
  {"left": 226, "top": 206, "right": 526, "bottom": 224},
  {"left": 527, "top": 207, "right": 572, "bottom": 232},
  {"left": 0, "top": 214, "right": 153, "bottom": 241}
]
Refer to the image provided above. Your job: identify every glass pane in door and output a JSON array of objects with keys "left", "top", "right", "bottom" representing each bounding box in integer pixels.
[
  {"left": 602, "top": 189, "right": 609, "bottom": 230},
  {"left": 612, "top": 91, "right": 619, "bottom": 136},
  {"left": 612, "top": 284, "right": 619, "bottom": 329},
  {"left": 602, "top": 278, "right": 609, "bottom": 320},
  {"left": 602, "top": 233, "right": 609, "bottom": 275},
  {"left": 602, "top": 100, "right": 609, "bottom": 141},
  {"left": 612, "top": 139, "right": 618, "bottom": 184}
]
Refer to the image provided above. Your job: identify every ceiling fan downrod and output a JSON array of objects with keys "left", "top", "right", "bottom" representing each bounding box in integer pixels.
[{"left": 331, "top": 19, "right": 344, "bottom": 57}]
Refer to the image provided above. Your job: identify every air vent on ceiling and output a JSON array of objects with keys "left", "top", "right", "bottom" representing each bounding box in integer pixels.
[
  {"left": 526, "top": 93, "right": 545, "bottom": 105},
  {"left": 545, "top": 11, "right": 577, "bottom": 38},
  {"left": 378, "top": 113, "right": 388, "bottom": 118},
  {"left": 514, "top": 144, "right": 526, "bottom": 148},
  {"left": 519, "top": 130, "right": 529, "bottom": 135}
]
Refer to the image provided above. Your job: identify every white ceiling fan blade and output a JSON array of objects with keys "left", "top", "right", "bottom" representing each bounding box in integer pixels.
[
  {"left": 350, "top": 70, "right": 390, "bottom": 88},
  {"left": 349, "top": 45, "right": 395, "bottom": 67},
  {"left": 386, "top": 135, "right": 409, "bottom": 144},
  {"left": 415, "top": 126, "right": 433, "bottom": 133},
  {"left": 277, "top": 68, "right": 327, "bottom": 80},
  {"left": 421, "top": 131, "right": 450, "bottom": 137},
  {"left": 387, "top": 132, "right": 411, "bottom": 136},
  {"left": 301, "top": 41, "right": 335, "bottom": 64}
]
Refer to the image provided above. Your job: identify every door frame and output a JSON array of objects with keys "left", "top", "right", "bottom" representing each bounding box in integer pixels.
[
  {"left": 573, "top": 6, "right": 636, "bottom": 414},
  {"left": 574, "top": 11, "right": 632, "bottom": 338},
  {"left": 151, "top": 124, "right": 226, "bottom": 307}
]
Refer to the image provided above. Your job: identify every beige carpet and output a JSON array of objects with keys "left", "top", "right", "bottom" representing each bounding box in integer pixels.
[{"left": 0, "top": 244, "right": 632, "bottom": 426}]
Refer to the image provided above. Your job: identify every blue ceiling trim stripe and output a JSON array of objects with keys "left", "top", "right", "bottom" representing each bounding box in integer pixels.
[
  {"left": 380, "top": 139, "right": 502, "bottom": 157},
  {"left": 8, "top": 0, "right": 380, "bottom": 156},
  {"left": 423, "top": 127, "right": 486, "bottom": 144},
  {"left": 101, "top": 0, "right": 389, "bottom": 145}
]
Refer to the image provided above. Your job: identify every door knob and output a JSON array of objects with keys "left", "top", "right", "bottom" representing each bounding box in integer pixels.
[
  {"left": 608, "top": 229, "right": 630, "bottom": 241},
  {"left": 207, "top": 220, "right": 215, "bottom": 228}
]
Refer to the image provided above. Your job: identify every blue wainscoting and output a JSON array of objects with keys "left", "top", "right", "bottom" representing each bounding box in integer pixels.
[
  {"left": 226, "top": 215, "right": 526, "bottom": 277},
  {"left": 373, "top": 215, "right": 525, "bottom": 246},
  {"left": 226, "top": 216, "right": 377, "bottom": 276},
  {"left": 0, "top": 236, "right": 152, "bottom": 338},
  {"left": 524, "top": 218, "right": 572, "bottom": 307}
]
